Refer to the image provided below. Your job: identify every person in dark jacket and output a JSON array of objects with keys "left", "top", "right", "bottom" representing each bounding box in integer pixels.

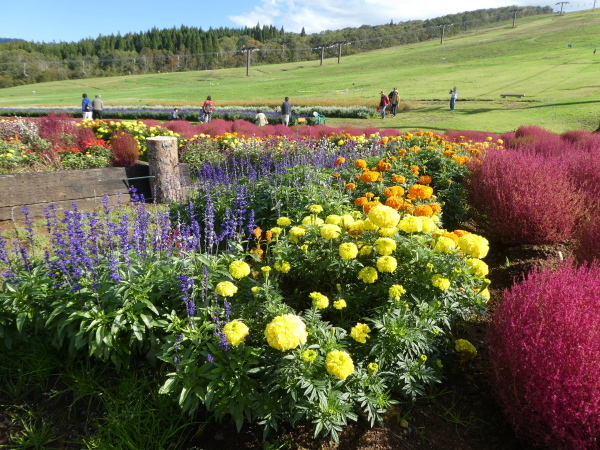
[
  {"left": 281, "top": 97, "right": 292, "bottom": 126},
  {"left": 81, "top": 93, "right": 92, "bottom": 120},
  {"left": 92, "top": 95, "right": 104, "bottom": 120},
  {"left": 379, "top": 91, "right": 390, "bottom": 119}
]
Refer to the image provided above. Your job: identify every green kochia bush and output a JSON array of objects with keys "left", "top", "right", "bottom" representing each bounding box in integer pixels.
[{"left": 488, "top": 260, "right": 600, "bottom": 449}]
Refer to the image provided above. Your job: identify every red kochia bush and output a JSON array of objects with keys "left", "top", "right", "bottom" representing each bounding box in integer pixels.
[
  {"left": 488, "top": 261, "right": 600, "bottom": 449},
  {"left": 110, "top": 131, "right": 139, "bottom": 167},
  {"left": 466, "top": 149, "right": 586, "bottom": 244}
]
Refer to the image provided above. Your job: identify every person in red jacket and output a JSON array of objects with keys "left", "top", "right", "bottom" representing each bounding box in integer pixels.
[
  {"left": 202, "top": 96, "right": 215, "bottom": 123},
  {"left": 379, "top": 91, "right": 390, "bottom": 119}
]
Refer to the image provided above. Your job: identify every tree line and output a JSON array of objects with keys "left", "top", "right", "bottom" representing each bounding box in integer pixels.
[{"left": 0, "top": 6, "right": 552, "bottom": 88}]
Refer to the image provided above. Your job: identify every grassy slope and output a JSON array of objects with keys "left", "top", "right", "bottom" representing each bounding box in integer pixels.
[{"left": 1, "top": 10, "right": 599, "bottom": 133}]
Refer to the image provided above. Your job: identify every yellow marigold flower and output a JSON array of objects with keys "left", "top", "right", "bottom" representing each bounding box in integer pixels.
[
  {"left": 475, "top": 287, "right": 491, "bottom": 300},
  {"left": 270, "top": 226, "right": 283, "bottom": 236},
  {"left": 408, "top": 184, "right": 434, "bottom": 200},
  {"left": 421, "top": 217, "right": 438, "bottom": 232},
  {"left": 368, "top": 204, "right": 400, "bottom": 229},
  {"left": 325, "top": 350, "right": 354, "bottom": 380},
  {"left": 339, "top": 242, "right": 359, "bottom": 260},
  {"left": 325, "top": 215, "right": 342, "bottom": 225},
  {"left": 222, "top": 320, "right": 249, "bottom": 346},
  {"left": 389, "top": 284, "right": 406, "bottom": 300},
  {"left": 345, "top": 182, "right": 357, "bottom": 190},
  {"left": 350, "top": 322, "right": 371, "bottom": 343},
  {"left": 376, "top": 255, "right": 398, "bottom": 273},
  {"left": 378, "top": 226, "right": 398, "bottom": 237},
  {"left": 340, "top": 214, "right": 355, "bottom": 226},
  {"left": 264, "top": 314, "right": 308, "bottom": 351},
  {"left": 455, "top": 339, "right": 477, "bottom": 358},
  {"left": 289, "top": 226, "right": 306, "bottom": 242},
  {"left": 363, "top": 201, "right": 382, "bottom": 214},
  {"left": 355, "top": 159, "right": 367, "bottom": 169},
  {"left": 274, "top": 260, "right": 291, "bottom": 273},
  {"left": 333, "top": 299, "right": 347, "bottom": 310},
  {"left": 419, "top": 175, "right": 432, "bottom": 185},
  {"left": 216, "top": 281, "right": 238, "bottom": 297},
  {"left": 251, "top": 286, "right": 261, "bottom": 293},
  {"left": 308, "top": 204, "right": 323, "bottom": 214},
  {"left": 434, "top": 236, "right": 457, "bottom": 253},
  {"left": 302, "top": 216, "right": 324, "bottom": 226},
  {"left": 360, "top": 171, "right": 380, "bottom": 183},
  {"left": 399, "top": 215, "right": 423, "bottom": 233},
  {"left": 277, "top": 217, "right": 292, "bottom": 226},
  {"left": 302, "top": 349, "right": 318, "bottom": 363},
  {"left": 420, "top": 354, "right": 428, "bottom": 362},
  {"left": 261, "top": 266, "right": 272, "bottom": 276},
  {"left": 320, "top": 224, "right": 342, "bottom": 240},
  {"left": 365, "top": 192, "right": 375, "bottom": 199},
  {"left": 358, "top": 266, "right": 378, "bottom": 283},
  {"left": 466, "top": 258, "right": 489, "bottom": 277},
  {"left": 310, "top": 291, "right": 329, "bottom": 309},
  {"left": 431, "top": 274, "right": 451, "bottom": 290},
  {"left": 229, "top": 260, "right": 251, "bottom": 279},
  {"left": 367, "top": 362, "right": 379, "bottom": 375},
  {"left": 458, "top": 234, "right": 489, "bottom": 259},
  {"left": 334, "top": 157, "right": 346, "bottom": 166},
  {"left": 414, "top": 204, "right": 434, "bottom": 217},
  {"left": 373, "top": 237, "right": 396, "bottom": 255}
]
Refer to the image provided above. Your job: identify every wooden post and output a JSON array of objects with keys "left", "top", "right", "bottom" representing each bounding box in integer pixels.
[{"left": 146, "top": 136, "right": 182, "bottom": 203}]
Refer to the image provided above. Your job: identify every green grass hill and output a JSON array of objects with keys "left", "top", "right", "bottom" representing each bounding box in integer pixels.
[{"left": 1, "top": 9, "right": 600, "bottom": 133}]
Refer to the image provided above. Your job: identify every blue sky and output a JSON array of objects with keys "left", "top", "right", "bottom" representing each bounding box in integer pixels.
[{"left": 2, "top": 0, "right": 593, "bottom": 43}]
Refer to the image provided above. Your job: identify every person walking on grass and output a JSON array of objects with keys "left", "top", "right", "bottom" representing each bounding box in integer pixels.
[
  {"left": 389, "top": 88, "right": 400, "bottom": 117},
  {"left": 281, "top": 97, "right": 292, "bottom": 126},
  {"left": 379, "top": 91, "right": 390, "bottom": 119},
  {"left": 81, "top": 93, "right": 92, "bottom": 120},
  {"left": 92, "top": 95, "right": 104, "bottom": 120},
  {"left": 449, "top": 87, "right": 458, "bottom": 111},
  {"left": 202, "top": 96, "right": 215, "bottom": 123}
]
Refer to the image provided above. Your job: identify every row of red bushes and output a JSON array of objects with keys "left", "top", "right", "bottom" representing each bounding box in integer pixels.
[{"left": 452, "top": 126, "right": 600, "bottom": 448}]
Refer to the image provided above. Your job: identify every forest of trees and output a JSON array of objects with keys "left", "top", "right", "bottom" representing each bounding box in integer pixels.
[{"left": 0, "top": 6, "right": 552, "bottom": 88}]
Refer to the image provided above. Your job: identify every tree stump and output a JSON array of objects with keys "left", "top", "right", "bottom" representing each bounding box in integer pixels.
[{"left": 146, "top": 136, "right": 182, "bottom": 203}]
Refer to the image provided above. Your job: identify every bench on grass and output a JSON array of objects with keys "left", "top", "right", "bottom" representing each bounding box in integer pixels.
[{"left": 500, "top": 94, "right": 525, "bottom": 98}]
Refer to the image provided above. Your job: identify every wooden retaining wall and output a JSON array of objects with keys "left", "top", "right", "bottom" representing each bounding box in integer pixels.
[{"left": 0, "top": 163, "right": 190, "bottom": 222}]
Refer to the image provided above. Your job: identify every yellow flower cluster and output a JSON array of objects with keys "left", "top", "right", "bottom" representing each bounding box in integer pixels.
[
  {"left": 367, "top": 205, "right": 400, "bottom": 229},
  {"left": 325, "top": 350, "right": 355, "bottom": 380},
  {"left": 223, "top": 320, "right": 249, "bottom": 346},
  {"left": 455, "top": 339, "right": 477, "bottom": 358},
  {"left": 466, "top": 258, "right": 489, "bottom": 277},
  {"left": 333, "top": 299, "right": 347, "bottom": 309},
  {"left": 229, "top": 260, "right": 251, "bottom": 279},
  {"left": 216, "top": 281, "right": 238, "bottom": 297},
  {"left": 389, "top": 284, "right": 406, "bottom": 300},
  {"left": 320, "top": 224, "right": 341, "bottom": 240},
  {"left": 302, "top": 349, "right": 318, "bottom": 363},
  {"left": 358, "top": 266, "right": 378, "bottom": 284},
  {"left": 264, "top": 314, "right": 308, "bottom": 351},
  {"left": 458, "top": 234, "right": 489, "bottom": 259},
  {"left": 376, "top": 255, "right": 397, "bottom": 273},
  {"left": 350, "top": 323, "right": 371, "bottom": 343},
  {"left": 310, "top": 292, "right": 329, "bottom": 309},
  {"left": 431, "top": 274, "right": 451, "bottom": 290},
  {"left": 339, "top": 242, "right": 359, "bottom": 260},
  {"left": 274, "top": 260, "right": 291, "bottom": 273}
]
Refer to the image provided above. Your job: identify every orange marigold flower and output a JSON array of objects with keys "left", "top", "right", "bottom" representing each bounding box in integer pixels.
[
  {"left": 377, "top": 160, "right": 392, "bottom": 172},
  {"left": 414, "top": 205, "right": 434, "bottom": 217},
  {"left": 360, "top": 171, "right": 380, "bottom": 183},
  {"left": 410, "top": 146, "right": 421, "bottom": 153},
  {"left": 334, "top": 157, "right": 346, "bottom": 166},
  {"left": 453, "top": 229, "right": 471, "bottom": 237},
  {"left": 443, "top": 150, "right": 456, "bottom": 157},
  {"left": 345, "top": 183, "right": 357, "bottom": 190},
  {"left": 410, "top": 165, "right": 420, "bottom": 175},
  {"left": 355, "top": 159, "right": 368, "bottom": 169},
  {"left": 408, "top": 184, "right": 434, "bottom": 200},
  {"left": 442, "top": 232, "right": 459, "bottom": 244},
  {"left": 429, "top": 203, "right": 442, "bottom": 214},
  {"left": 364, "top": 192, "right": 375, "bottom": 198},
  {"left": 332, "top": 173, "right": 341, "bottom": 177},
  {"left": 253, "top": 227, "right": 263, "bottom": 240},
  {"left": 354, "top": 197, "right": 369, "bottom": 206},
  {"left": 419, "top": 175, "right": 432, "bottom": 185},
  {"left": 415, "top": 131, "right": 424, "bottom": 137},
  {"left": 386, "top": 197, "right": 412, "bottom": 210},
  {"left": 398, "top": 149, "right": 407, "bottom": 156},
  {"left": 265, "top": 230, "right": 273, "bottom": 243},
  {"left": 383, "top": 186, "right": 405, "bottom": 197},
  {"left": 392, "top": 174, "right": 406, "bottom": 184}
]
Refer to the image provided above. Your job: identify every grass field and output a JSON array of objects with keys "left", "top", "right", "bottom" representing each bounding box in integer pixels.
[{"left": 1, "top": 10, "right": 600, "bottom": 133}]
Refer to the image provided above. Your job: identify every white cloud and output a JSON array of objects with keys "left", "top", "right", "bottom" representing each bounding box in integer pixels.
[{"left": 229, "top": 0, "right": 559, "bottom": 34}]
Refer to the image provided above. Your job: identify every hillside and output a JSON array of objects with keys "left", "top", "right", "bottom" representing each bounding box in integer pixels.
[{"left": 1, "top": 9, "right": 599, "bottom": 134}]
